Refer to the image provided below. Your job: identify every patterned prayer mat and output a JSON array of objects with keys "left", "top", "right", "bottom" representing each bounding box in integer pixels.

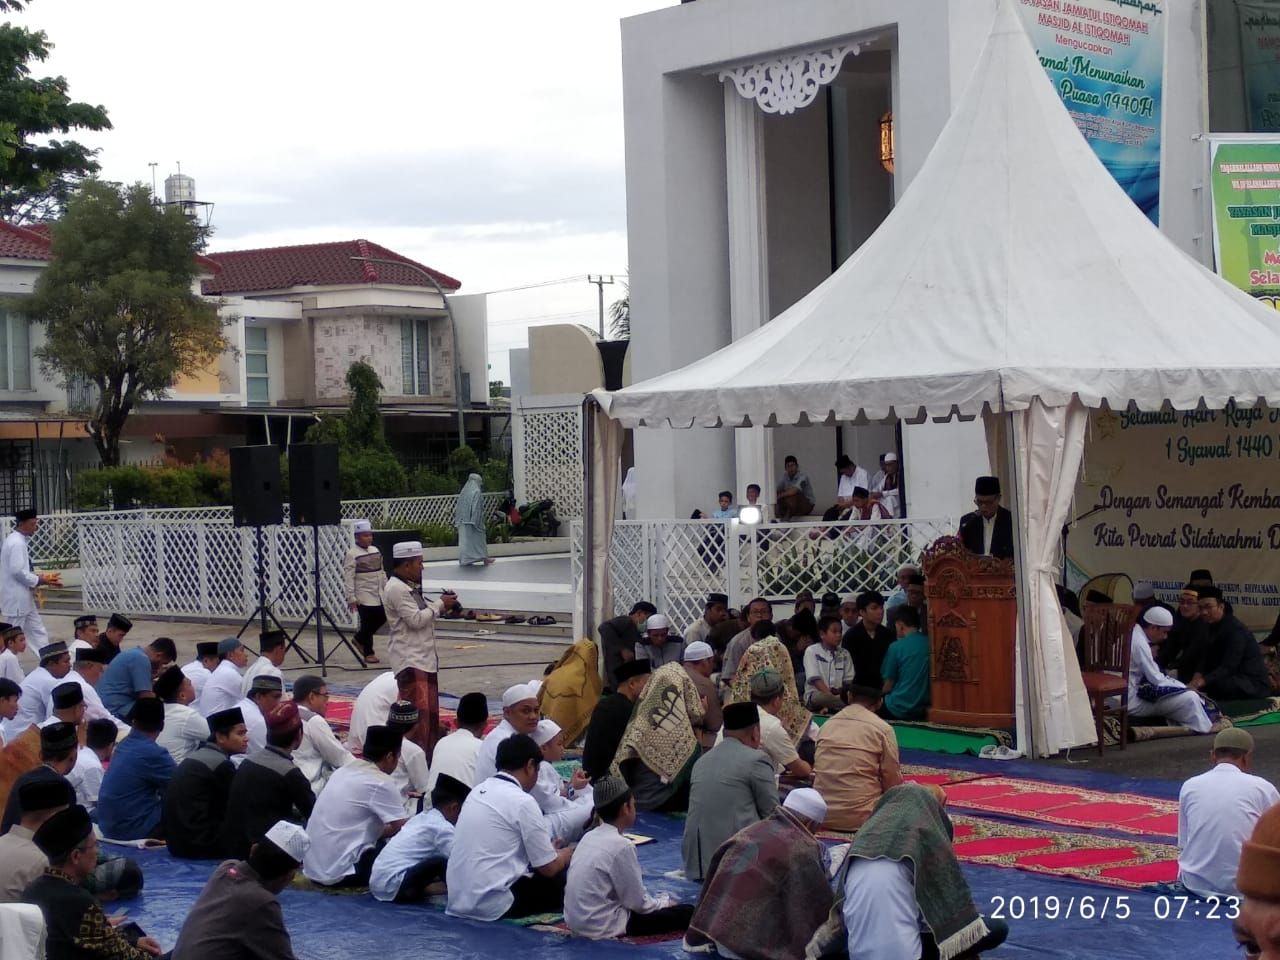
[
  {"left": 820, "top": 815, "right": 1178, "bottom": 891},
  {"left": 899, "top": 764, "right": 995, "bottom": 786},
  {"left": 941, "top": 777, "right": 1177, "bottom": 838},
  {"left": 325, "top": 693, "right": 499, "bottom": 738}
]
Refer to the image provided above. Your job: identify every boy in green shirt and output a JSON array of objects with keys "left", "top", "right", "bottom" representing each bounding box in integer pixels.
[{"left": 881, "top": 606, "right": 930, "bottom": 720}]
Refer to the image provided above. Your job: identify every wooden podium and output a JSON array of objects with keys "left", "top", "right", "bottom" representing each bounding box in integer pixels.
[{"left": 921, "top": 536, "right": 1016, "bottom": 729}]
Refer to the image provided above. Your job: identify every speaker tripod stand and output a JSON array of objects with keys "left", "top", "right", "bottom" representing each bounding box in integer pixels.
[
  {"left": 237, "top": 525, "right": 314, "bottom": 664},
  {"left": 292, "top": 523, "right": 365, "bottom": 677}
]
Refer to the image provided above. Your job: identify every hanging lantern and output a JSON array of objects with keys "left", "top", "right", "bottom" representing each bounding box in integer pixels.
[{"left": 879, "top": 111, "right": 894, "bottom": 175}]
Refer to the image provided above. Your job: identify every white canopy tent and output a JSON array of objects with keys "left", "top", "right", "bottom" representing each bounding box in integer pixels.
[{"left": 588, "top": 0, "right": 1280, "bottom": 756}]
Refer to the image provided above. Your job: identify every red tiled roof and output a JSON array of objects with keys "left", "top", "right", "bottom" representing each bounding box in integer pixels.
[
  {"left": 200, "top": 239, "right": 460, "bottom": 296},
  {"left": 0, "top": 221, "right": 52, "bottom": 261},
  {"left": 0, "top": 221, "right": 220, "bottom": 275}
]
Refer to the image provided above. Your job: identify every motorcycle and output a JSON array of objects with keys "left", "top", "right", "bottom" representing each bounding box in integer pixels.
[{"left": 499, "top": 496, "right": 561, "bottom": 537}]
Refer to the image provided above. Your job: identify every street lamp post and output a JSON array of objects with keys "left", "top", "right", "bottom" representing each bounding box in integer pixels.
[{"left": 350, "top": 255, "right": 468, "bottom": 447}]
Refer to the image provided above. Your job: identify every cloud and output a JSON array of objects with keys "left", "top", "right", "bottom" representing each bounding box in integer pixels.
[{"left": 15, "top": 0, "right": 664, "bottom": 386}]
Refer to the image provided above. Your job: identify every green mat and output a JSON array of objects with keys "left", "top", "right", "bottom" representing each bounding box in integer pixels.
[
  {"left": 1219, "top": 696, "right": 1280, "bottom": 728},
  {"left": 890, "top": 724, "right": 1001, "bottom": 755},
  {"left": 813, "top": 712, "right": 1007, "bottom": 755}
]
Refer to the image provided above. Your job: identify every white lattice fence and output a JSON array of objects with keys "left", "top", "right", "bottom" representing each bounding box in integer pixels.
[
  {"left": 340, "top": 493, "right": 506, "bottom": 529},
  {"left": 80, "top": 519, "right": 354, "bottom": 625},
  {"left": 740, "top": 518, "right": 952, "bottom": 601},
  {"left": 573, "top": 516, "right": 954, "bottom": 632},
  {"left": 7, "top": 494, "right": 501, "bottom": 570},
  {"left": 518, "top": 406, "right": 583, "bottom": 519}
]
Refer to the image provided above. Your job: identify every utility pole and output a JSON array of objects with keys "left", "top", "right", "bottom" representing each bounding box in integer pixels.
[
  {"left": 587, "top": 274, "right": 615, "bottom": 338},
  {"left": 350, "top": 255, "right": 467, "bottom": 447}
]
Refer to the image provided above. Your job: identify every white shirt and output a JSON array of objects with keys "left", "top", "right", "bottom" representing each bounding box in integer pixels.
[
  {"left": 0, "top": 530, "right": 38, "bottom": 616},
  {"left": 294, "top": 708, "right": 353, "bottom": 795},
  {"left": 473, "top": 719, "right": 517, "bottom": 785},
  {"left": 348, "top": 672, "right": 399, "bottom": 753},
  {"left": 982, "top": 514, "right": 995, "bottom": 555},
  {"left": 1128, "top": 625, "right": 1183, "bottom": 704},
  {"left": 344, "top": 545, "right": 388, "bottom": 607},
  {"left": 532, "top": 760, "right": 594, "bottom": 842},
  {"left": 803, "top": 644, "right": 855, "bottom": 693},
  {"left": 836, "top": 468, "right": 871, "bottom": 502},
  {"left": 445, "top": 774, "right": 559, "bottom": 922},
  {"left": 236, "top": 697, "right": 267, "bottom": 755},
  {"left": 157, "top": 702, "right": 210, "bottom": 765},
  {"left": 59, "top": 671, "right": 127, "bottom": 733},
  {"left": 302, "top": 760, "right": 406, "bottom": 886},
  {"left": 390, "top": 737, "right": 431, "bottom": 814},
  {"left": 715, "top": 709, "right": 798, "bottom": 779},
  {"left": 842, "top": 857, "right": 925, "bottom": 960},
  {"left": 180, "top": 660, "right": 212, "bottom": 701},
  {"left": 239, "top": 657, "right": 283, "bottom": 699},
  {"left": 6, "top": 665, "right": 57, "bottom": 737},
  {"left": 67, "top": 746, "right": 105, "bottom": 812},
  {"left": 427, "top": 728, "right": 481, "bottom": 791},
  {"left": 198, "top": 660, "right": 242, "bottom": 717},
  {"left": 0, "top": 648, "right": 23, "bottom": 685},
  {"left": 870, "top": 470, "right": 901, "bottom": 518},
  {"left": 1178, "top": 762, "right": 1280, "bottom": 897},
  {"left": 565, "top": 822, "right": 661, "bottom": 939},
  {"left": 382, "top": 577, "right": 446, "bottom": 674},
  {"left": 369, "top": 807, "right": 454, "bottom": 902}
]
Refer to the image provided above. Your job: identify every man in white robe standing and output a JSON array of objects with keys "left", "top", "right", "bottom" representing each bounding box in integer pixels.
[{"left": 0, "top": 509, "right": 59, "bottom": 649}]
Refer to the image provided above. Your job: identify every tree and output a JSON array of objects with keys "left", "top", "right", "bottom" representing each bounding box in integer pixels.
[
  {"left": 608, "top": 280, "right": 630, "bottom": 340},
  {"left": 342, "top": 360, "right": 389, "bottom": 452},
  {"left": 22, "top": 180, "right": 227, "bottom": 466},
  {"left": 0, "top": 0, "right": 111, "bottom": 223}
]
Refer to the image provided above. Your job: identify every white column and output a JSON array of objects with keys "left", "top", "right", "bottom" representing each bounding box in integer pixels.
[{"left": 724, "top": 84, "right": 774, "bottom": 501}]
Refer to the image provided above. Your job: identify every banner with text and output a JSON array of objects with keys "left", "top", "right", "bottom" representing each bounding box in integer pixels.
[
  {"left": 1209, "top": 137, "right": 1280, "bottom": 307},
  {"left": 1238, "top": 1, "right": 1280, "bottom": 132},
  {"left": 1067, "top": 405, "right": 1280, "bottom": 632},
  {"left": 1017, "top": 0, "right": 1165, "bottom": 223}
]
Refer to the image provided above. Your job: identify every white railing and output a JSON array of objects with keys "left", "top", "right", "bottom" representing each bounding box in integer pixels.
[
  {"left": 2, "top": 493, "right": 508, "bottom": 569},
  {"left": 572, "top": 516, "right": 953, "bottom": 631},
  {"left": 79, "top": 518, "right": 354, "bottom": 623}
]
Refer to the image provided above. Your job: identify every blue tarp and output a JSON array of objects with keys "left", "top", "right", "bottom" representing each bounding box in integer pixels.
[{"left": 104, "top": 806, "right": 1237, "bottom": 959}]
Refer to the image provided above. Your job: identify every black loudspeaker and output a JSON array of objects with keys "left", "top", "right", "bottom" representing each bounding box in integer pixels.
[
  {"left": 289, "top": 444, "right": 341, "bottom": 526},
  {"left": 230, "top": 446, "right": 283, "bottom": 528},
  {"left": 370, "top": 529, "right": 418, "bottom": 575}
]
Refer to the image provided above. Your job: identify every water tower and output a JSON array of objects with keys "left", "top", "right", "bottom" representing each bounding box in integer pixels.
[{"left": 160, "top": 165, "right": 213, "bottom": 228}]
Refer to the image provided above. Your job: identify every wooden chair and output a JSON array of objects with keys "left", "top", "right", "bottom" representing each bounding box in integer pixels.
[{"left": 1078, "top": 603, "right": 1139, "bottom": 755}]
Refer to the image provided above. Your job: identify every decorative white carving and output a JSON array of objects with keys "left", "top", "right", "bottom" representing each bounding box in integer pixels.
[{"left": 719, "top": 40, "right": 875, "bottom": 116}]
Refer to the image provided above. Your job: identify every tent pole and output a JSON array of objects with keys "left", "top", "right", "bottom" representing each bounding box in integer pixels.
[
  {"left": 1004, "top": 410, "right": 1037, "bottom": 758},
  {"left": 581, "top": 396, "right": 596, "bottom": 650}
]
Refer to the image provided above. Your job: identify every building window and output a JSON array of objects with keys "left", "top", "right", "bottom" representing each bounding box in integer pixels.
[
  {"left": 0, "top": 312, "right": 32, "bottom": 391},
  {"left": 400, "top": 317, "right": 432, "bottom": 395},
  {"left": 245, "top": 326, "right": 269, "bottom": 404}
]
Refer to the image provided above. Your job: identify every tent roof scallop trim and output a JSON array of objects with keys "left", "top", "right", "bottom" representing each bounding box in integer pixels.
[{"left": 595, "top": 0, "right": 1280, "bottom": 429}]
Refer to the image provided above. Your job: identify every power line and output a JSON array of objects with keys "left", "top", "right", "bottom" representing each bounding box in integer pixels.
[{"left": 471, "top": 272, "right": 627, "bottom": 297}]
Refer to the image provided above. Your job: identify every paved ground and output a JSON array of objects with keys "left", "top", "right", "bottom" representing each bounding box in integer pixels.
[
  {"left": 421, "top": 554, "right": 571, "bottom": 616},
  {"left": 1042, "top": 719, "right": 1280, "bottom": 789}
]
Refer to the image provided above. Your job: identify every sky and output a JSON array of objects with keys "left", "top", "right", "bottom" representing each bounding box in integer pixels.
[{"left": 16, "top": 0, "right": 670, "bottom": 382}]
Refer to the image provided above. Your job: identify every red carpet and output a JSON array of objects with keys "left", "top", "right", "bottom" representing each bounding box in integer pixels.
[
  {"left": 899, "top": 764, "right": 994, "bottom": 787},
  {"left": 941, "top": 777, "right": 1178, "bottom": 839},
  {"left": 820, "top": 815, "right": 1179, "bottom": 891}
]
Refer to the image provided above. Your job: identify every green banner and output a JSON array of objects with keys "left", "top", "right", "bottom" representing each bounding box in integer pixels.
[{"left": 1209, "top": 138, "right": 1280, "bottom": 309}]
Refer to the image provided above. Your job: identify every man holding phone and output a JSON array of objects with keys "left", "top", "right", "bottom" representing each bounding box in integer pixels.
[
  {"left": 24, "top": 805, "right": 162, "bottom": 957},
  {"left": 382, "top": 540, "right": 461, "bottom": 763}
]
